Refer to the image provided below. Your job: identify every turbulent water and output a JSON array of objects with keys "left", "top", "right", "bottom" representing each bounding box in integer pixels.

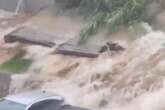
[
  {"left": 6, "top": 1, "right": 165, "bottom": 109},
  {"left": 8, "top": 31, "right": 165, "bottom": 110}
]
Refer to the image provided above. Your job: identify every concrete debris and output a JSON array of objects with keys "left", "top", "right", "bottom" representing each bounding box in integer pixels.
[
  {"left": 56, "top": 43, "right": 102, "bottom": 58},
  {"left": 4, "top": 26, "right": 126, "bottom": 58},
  {"left": 100, "top": 42, "right": 125, "bottom": 53},
  {"left": 4, "top": 26, "right": 63, "bottom": 47}
]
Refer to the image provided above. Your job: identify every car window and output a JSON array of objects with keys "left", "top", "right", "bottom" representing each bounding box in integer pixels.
[
  {"left": 0, "top": 99, "right": 26, "bottom": 110},
  {"left": 28, "top": 99, "right": 62, "bottom": 110}
]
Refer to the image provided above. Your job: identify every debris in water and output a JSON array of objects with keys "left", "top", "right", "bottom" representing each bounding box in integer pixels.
[
  {"left": 56, "top": 43, "right": 102, "bottom": 58},
  {"left": 4, "top": 26, "right": 64, "bottom": 47},
  {"left": 100, "top": 42, "right": 125, "bottom": 54}
]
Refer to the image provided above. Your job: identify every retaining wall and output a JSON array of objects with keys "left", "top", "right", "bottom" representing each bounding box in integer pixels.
[
  {"left": 0, "top": 74, "right": 11, "bottom": 98},
  {"left": 0, "top": 0, "right": 54, "bottom": 13}
]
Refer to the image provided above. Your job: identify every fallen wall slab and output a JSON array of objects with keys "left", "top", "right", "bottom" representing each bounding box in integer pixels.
[
  {"left": 56, "top": 43, "right": 101, "bottom": 58},
  {"left": 4, "top": 26, "right": 63, "bottom": 47},
  {"left": 4, "top": 26, "right": 103, "bottom": 58}
]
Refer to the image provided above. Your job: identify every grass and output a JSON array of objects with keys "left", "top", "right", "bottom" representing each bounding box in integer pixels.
[{"left": 0, "top": 50, "right": 32, "bottom": 74}]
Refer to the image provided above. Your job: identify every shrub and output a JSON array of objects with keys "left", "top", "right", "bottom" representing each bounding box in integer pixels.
[{"left": 79, "top": 0, "right": 151, "bottom": 43}]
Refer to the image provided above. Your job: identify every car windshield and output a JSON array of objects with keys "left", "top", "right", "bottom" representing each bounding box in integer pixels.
[{"left": 0, "top": 99, "right": 26, "bottom": 110}]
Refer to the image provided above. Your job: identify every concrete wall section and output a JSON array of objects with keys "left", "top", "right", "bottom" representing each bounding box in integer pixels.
[
  {"left": 0, "top": 74, "right": 11, "bottom": 98},
  {"left": 0, "top": 0, "right": 54, "bottom": 13},
  {"left": 0, "top": 0, "right": 18, "bottom": 12},
  {"left": 23, "top": 0, "right": 54, "bottom": 13}
]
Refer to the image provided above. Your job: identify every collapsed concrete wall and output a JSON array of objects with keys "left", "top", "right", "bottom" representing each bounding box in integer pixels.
[
  {"left": 0, "top": 0, "right": 54, "bottom": 13},
  {"left": 23, "top": 0, "right": 54, "bottom": 13},
  {"left": 54, "top": 0, "right": 81, "bottom": 8},
  {"left": 0, "top": 0, "right": 18, "bottom": 12},
  {"left": 0, "top": 73, "right": 11, "bottom": 98}
]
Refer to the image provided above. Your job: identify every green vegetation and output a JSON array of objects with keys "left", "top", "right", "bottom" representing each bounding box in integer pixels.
[
  {"left": 0, "top": 50, "right": 32, "bottom": 74},
  {"left": 55, "top": 0, "right": 153, "bottom": 43},
  {"left": 79, "top": 0, "right": 151, "bottom": 43}
]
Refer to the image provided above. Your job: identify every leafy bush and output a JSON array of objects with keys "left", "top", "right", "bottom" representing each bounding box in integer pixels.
[
  {"left": 79, "top": 0, "right": 151, "bottom": 43},
  {"left": 55, "top": 0, "right": 153, "bottom": 43}
]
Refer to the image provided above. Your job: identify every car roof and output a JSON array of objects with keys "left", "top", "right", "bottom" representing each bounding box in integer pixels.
[{"left": 4, "top": 91, "right": 63, "bottom": 105}]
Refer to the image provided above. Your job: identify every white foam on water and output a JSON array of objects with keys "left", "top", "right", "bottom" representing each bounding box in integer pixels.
[{"left": 9, "top": 30, "right": 165, "bottom": 110}]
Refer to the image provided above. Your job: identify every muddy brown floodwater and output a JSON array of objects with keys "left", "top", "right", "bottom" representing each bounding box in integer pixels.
[
  {"left": 9, "top": 31, "right": 165, "bottom": 110},
  {"left": 2, "top": 5, "right": 165, "bottom": 110}
]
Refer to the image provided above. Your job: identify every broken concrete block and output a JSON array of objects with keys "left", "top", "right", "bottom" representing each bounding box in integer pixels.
[
  {"left": 4, "top": 26, "right": 63, "bottom": 47},
  {"left": 56, "top": 43, "right": 102, "bottom": 58},
  {"left": 99, "top": 42, "right": 125, "bottom": 53}
]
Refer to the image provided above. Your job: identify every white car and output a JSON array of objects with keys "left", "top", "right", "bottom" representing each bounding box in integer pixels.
[{"left": 0, "top": 91, "right": 89, "bottom": 110}]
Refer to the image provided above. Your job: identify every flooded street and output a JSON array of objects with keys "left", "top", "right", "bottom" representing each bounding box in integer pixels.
[
  {"left": 10, "top": 31, "right": 165, "bottom": 110},
  {"left": 1, "top": 1, "right": 165, "bottom": 110}
]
